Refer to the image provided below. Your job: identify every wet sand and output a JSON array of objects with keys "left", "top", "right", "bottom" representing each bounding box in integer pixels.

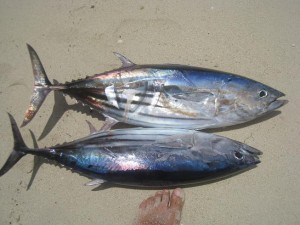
[{"left": 0, "top": 1, "right": 299, "bottom": 225}]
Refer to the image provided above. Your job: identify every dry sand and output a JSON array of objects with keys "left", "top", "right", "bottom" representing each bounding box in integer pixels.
[{"left": 0, "top": 1, "right": 299, "bottom": 225}]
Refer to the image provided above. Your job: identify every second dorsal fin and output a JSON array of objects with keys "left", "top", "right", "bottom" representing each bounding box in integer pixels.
[{"left": 113, "top": 52, "right": 135, "bottom": 68}]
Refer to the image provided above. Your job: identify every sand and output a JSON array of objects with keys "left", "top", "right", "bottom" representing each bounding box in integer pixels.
[{"left": 0, "top": 0, "right": 299, "bottom": 225}]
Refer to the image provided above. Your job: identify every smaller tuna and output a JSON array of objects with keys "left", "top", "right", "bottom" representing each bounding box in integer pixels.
[{"left": 1, "top": 114, "right": 261, "bottom": 187}]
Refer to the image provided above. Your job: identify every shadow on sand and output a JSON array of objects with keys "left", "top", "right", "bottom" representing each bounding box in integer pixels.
[{"left": 27, "top": 130, "right": 46, "bottom": 190}]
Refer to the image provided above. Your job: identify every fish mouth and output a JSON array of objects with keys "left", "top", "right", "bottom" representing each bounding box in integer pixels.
[
  {"left": 242, "top": 144, "right": 263, "bottom": 155},
  {"left": 241, "top": 145, "right": 262, "bottom": 164},
  {"left": 267, "top": 91, "right": 288, "bottom": 112},
  {"left": 267, "top": 99, "right": 288, "bottom": 112},
  {"left": 252, "top": 155, "right": 261, "bottom": 165}
]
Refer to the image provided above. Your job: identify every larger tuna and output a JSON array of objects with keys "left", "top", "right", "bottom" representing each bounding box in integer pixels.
[
  {"left": 22, "top": 45, "right": 287, "bottom": 129},
  {"left": 1, "top": 114, "right": 261, "bottom": 187}
]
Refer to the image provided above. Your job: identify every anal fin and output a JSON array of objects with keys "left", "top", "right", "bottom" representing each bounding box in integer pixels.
[
  {"left": 85, "top": 116, "right": 118, "bottom": 134},
  {"left": 85, "top": 179, "right": 106, "bottom": 186},
  {"left": 86, "top": 120, "right": 97, "bottom": 134},
  {"left": 100, "top": 116, "right": 118, "bottom": 131}
]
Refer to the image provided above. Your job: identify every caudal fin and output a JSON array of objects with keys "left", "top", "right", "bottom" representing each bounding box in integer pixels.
[
  {"left": 0, "top": 114, "right": 29, "bottom": 176},
  {"left": 21, "top": 44, "right": 53, "bottom": 127}
]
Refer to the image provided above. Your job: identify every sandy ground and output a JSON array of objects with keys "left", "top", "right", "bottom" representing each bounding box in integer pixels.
[{"left": 0, "top": 1, "right": 299, "bottom": 225}]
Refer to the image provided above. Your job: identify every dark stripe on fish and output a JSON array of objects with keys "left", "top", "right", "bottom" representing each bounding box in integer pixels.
[{"left": 136, "top": 112, "right": 208, "bottom": 120}]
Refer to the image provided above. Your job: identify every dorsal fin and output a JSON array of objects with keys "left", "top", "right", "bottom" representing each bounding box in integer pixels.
[{"left": 113, "top": 52, "right": 135, "bottom": 67}]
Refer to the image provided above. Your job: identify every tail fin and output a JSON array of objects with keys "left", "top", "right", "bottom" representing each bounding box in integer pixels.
[
  {"left": 0, "top": 114, "right": 29, "bottom": 176},
  {"left": 21, "top": 44, "right": 53, "bottom": 127}
]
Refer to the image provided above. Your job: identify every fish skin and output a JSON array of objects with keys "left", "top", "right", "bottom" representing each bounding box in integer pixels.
[
  {"left": 1, "top": 114, "right": 261, "bottom": 187},
  {"left": 22, "top": 45, "right": 287, "bottom": 129}
]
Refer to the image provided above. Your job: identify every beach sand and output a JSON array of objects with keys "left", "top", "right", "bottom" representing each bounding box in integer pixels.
[{"left": 0, "top": 1, "right": 299, "bottom": 224}]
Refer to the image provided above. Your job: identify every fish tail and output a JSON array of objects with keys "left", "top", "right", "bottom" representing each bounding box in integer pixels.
[
  {"left": 0, "top": 114, "right": 29, "bottom": 176},
  {"left": 21, "top": 44, "right": 54, "bottom": 127}
]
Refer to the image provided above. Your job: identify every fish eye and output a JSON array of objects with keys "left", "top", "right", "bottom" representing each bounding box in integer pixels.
[
  {"left": 258, "top": 90, "right": 268, "bottom": 98},
  {"left": 234, "top": 151, "right": 244, "bottom": 160}
]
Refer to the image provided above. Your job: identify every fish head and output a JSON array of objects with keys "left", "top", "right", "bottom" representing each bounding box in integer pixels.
[
  {"left": 192, "top": 133, "right": 261, "bottom": 169},
  {"left": 225, "top": 142, "right": 262, "bottom": 168},
  {"left": 231, "top": 79, "right": 287, "bottom": 119},
  {"left": 254, "top": 83, "right": 287, "bottom": 114}
]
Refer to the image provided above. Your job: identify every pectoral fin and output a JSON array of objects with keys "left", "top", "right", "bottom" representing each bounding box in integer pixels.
[
  {"left": 172, "top": 91, "right": 214, "bottom": 102},
  {"left": 153, "top": 136, "right": 193, "bottom": 149}
]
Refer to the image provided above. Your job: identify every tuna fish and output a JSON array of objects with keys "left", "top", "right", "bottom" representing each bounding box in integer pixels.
[
  {"left": 22, "top": 45, "right": 287, "bottom": 129},
  {"left": 0, "top": 114, "right": 261, "bottom": 187}
]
